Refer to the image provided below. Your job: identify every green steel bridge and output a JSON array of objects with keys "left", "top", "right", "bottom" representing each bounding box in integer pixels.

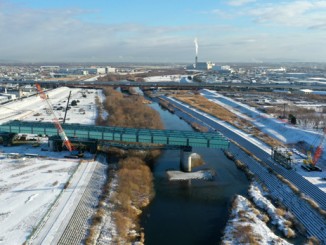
[{"left": 0, "top": 121, "right": 229, "bottom": 149}]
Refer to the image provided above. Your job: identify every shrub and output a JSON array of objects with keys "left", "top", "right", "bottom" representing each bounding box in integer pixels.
[
  {"left": 233, "top": 225, "right": 260, "bottom": 245},
  {"left": 307, "top": 236, "right": 321, "bottom": 245},
  {"left": 285, "top": 228, "right": 296, "bottom": 238},
  {"left": 275, "top": 208, "right": 286, "bottom": 217}
]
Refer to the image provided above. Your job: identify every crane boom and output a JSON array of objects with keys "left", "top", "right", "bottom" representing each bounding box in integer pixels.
[
  {"left": 313, "top": 128, "right": 326, "bottom": 165},
  {"left": 35, "top": 84, "right": 73, "bottom": 152}
]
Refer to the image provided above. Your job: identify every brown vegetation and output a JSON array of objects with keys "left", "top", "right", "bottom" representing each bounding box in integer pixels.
[
  {"left": 112, "top": 157, "right": 155, "bottom": 243},
  {"left": 191, "top": 155, "right": 205, "bottom": 168},
  {"left": 173, "top": 93, "right": 282, "bottom": 147},
  {"left": 232, "top": 225, "right": 260, "bottom": 245},
  {"left": 306, "top": 236, "right": 321, "bottom": 245},
  {"left": 97, "top": 88, "right": 163, "bottom": 129},
  {"left": 87, "top": 89, "right": 163, "bottom": 244},
  {"left": 190, "top": 122, "right": 209, "bottom": 132},
  {"left": 275, "top": 208, "right": 286, "bottom": 217},
  {"left": 234, "top": 159, "right": 255, "bottom": 180}
]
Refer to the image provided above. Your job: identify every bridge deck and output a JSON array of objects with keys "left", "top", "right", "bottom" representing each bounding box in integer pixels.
[{"left": 0, "top": 121, "right": 229, "bottom": 149}]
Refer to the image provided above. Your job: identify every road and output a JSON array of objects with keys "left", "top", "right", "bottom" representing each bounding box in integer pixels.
[{"left": 1, "top": 79, "right": 326, "bottom": 90}]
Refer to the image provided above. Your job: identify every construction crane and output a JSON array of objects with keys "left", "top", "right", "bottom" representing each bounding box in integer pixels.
[
  {"left": 302, "top": 128, "right": 325, "bottom": 172},
  {"left": 35, "top": 84, "right": 73, "bottom": 152},
  {"left": 63, "top": 91, "right": 72, "bottom": 124},
  {"left": 313, "top": 127, "right": 325, "bottom": 166}
]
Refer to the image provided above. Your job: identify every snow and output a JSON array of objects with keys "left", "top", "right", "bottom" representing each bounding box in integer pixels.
[
  {"left": 31, "top": 158, "right": 98, "bottom": 244},
  {"left": 0, "top": 87, "right": 105, "bottom": 243},
  {"left": 0, "top": 151, "right": 79, "bottom": 244},
  {"left": 249, "top": 182, "right": 295, "bottom": 237},
  {"left": 222, "top": 195, "right": 291, "bottom": 245},
  {"left": 144, "top": 75, "right": 189, "bottom": 83},
  {"left": 97, "top": 176, "right": 118, "bottom": 244},
  {"left": 0, "top": 87, "right": 104, "bottom": 125},
  {"left": 166, "top": 170, "right": 215, "bottom": 181},
  {"left": 168, "top": 96, "right": 272, "bottom": 155},
  {"left": 201, "top": 89, "right": 323, "bottom": 147},
  {"left": 198, "top": 89, "right": 326, "bottom": 192}
]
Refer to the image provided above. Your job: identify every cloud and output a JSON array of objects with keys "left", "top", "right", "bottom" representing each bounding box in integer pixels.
[
  {"left": 227, "top": 0, "right": 256, "bottom": 7},
  {"left": 0, "top": 1, "right": 326, "bottom": 62},
  {"left": 0, "top": 4, "right": 203, "bottom": 62},
  {"left": 248, "top": 1, "right": 326, "bottom": 29}
]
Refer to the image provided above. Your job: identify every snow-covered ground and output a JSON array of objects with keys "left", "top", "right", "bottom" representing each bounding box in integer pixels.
[
  {"left": 199, "top": 89, "right": 326, "bottom": 192},
  {"left": 0, "top": 87, "right": 104, "bottom": 125},
  {"left": 0, "top": 149, "right": 79, "bottom": 244},
  {"left": 222, "top": 195, "right": 291, "bottom": 245},
  {"left": 200, "top": 89, "right": 325, "bottom": 162},
  {"left": 249, "top": 182, "right": 295, "bottom": 237},
  {"left": 144, "top": 75, "right": 189, "bottom": 83},
  {"left": 0, "top": 87, "right": 104, "bottom": 244},
  {"left": 96, "top": 176, "right": 118, "bottom": 244}
]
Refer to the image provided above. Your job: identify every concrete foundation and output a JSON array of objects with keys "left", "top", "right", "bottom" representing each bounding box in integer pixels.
[{"left": 180, "top": 149, "right": 193, "bottom": 172}]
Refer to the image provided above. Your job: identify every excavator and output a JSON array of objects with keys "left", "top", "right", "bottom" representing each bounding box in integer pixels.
[{"left": 302, "top": 128, "right": 325, "bottom": 172}]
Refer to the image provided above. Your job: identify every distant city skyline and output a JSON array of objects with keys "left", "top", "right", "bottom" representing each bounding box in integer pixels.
[{"left": 1, "top": 0, "right": 326, "bottom": 63}]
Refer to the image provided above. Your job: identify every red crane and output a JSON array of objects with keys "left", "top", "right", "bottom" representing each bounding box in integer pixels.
[
  {"left": 35, "top": 84, "right": 73, "bottom": 152},
  {"left": 313, "top": 127, "right": 326, "bottom": 165}
]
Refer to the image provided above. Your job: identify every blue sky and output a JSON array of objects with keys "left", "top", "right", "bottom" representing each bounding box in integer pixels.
[{"left": 1, "top": 0, "right": 326, "bottom": 63}]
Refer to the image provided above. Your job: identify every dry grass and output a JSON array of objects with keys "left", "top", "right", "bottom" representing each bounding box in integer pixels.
[
  {"left": 261, "top": 214, "right": 270, "bottom": 223},
  {"left": 90, "top": 88, "right": 161, "bottom": 244},
  {"left": 110, "top": 157, "right": 155, "bottom": 243},
  {"left": 98, "top": 88, "right": 163, "bottom": 129},
  {"left": 285, "top": 228, "right": 296, "bottom": 238},
  {"left": 275, "top": 208, "right": 286, "bottom": 217},
  {"left": 233, "top": 225, "right": 261, "bottom": 245},
  {"left": 300, "top": 194, "right": 326, "bottom": 219},
  {"left": 174, "top": 94, "right": 282, "bottom": 147},
  {"left": 306, "top": 236, "right": 321, "bottom": 245},
  {"left": 190, "top": 122, "right": 209, "bottom": 132},
  {"left": 234, "top": 159, "right": 255, "bottom": 180},
  {"left": 191, "top": 156, "right": 205, "bottom": 168},
  {"left": 301, "top": 194, "right": 320, "bottom": 209}
]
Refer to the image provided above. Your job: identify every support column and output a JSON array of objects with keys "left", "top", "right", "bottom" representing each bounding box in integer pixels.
[{"left": 180, "top": 148, "right": 192, "bottom": 172}]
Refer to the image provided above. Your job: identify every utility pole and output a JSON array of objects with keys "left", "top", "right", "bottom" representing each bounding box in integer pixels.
[{"left": 283, "top": 103, "right": 286, "bottom": 118}]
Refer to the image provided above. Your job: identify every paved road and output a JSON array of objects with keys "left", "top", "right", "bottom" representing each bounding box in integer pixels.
[{"left": 2, "top": 79, "right": 326, "bottom": 90}]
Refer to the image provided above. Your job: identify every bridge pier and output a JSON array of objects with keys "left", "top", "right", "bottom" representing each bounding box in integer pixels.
[
  {"left": 180, "top": 147, "right": 193, "bottom": 172},
  {"left": 0, "top": 133, "right": 16, "bottom": 146}
]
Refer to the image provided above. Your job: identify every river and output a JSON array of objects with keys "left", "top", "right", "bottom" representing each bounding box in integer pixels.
[{"left": 141, "top": 102, "right": 250, "bottom": 244}]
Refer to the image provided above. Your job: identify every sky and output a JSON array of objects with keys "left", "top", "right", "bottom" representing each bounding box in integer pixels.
[{"left": 1, "top": 0, "right": 326, "bottom": 63}]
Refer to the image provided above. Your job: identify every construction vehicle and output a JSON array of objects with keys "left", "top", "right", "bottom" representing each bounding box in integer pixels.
[
  {"left": 35, "top": 84, "right": 73, "bottom": 152},
  {"left": 271, "top": 146, "right": 293, "bottom": 169},
  {"left": 301, "top": 128, "right": 325, "bottom": 172}
]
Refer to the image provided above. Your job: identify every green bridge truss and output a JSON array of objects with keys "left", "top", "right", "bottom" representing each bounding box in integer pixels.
[{"left": 0, "top": 121, "right": 229, "bottom": 149}]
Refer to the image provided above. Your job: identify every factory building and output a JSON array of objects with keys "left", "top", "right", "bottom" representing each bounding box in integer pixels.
[{"left": 196, "top": 61, "right": 215, "bottom": 70}]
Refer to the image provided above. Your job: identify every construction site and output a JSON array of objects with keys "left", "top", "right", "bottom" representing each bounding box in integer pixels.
[{"left": 0, "top": 83, "right": 326, "bottom": 244}]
